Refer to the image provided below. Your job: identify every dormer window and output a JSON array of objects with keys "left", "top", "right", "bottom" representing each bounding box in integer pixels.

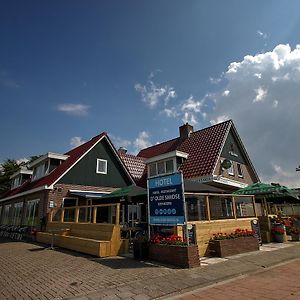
[
  {"left": 10, "top": 168, "right": 33, "bottom": 189},
  {"left": 146, "top": 150, "right": 188, "bottom": 178},
  {"left": 29, "top": 152, "right": 69, "bottom": 181},
  {"left": 32, "top": 162, "right": 48, "bottom": 181}
]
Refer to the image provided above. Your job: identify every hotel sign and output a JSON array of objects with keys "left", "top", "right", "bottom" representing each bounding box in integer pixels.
[{"left": 148, "top": 173, "right": 185, "bottom": 225}]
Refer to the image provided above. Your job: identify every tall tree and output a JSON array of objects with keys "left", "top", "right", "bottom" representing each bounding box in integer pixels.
[{"left": 0, "top": 159, "right": 25, "bottom": 196}]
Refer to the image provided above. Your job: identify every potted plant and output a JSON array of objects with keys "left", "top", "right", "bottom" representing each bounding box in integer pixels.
[
  {"left": 290, "top": 227, "right": 300, "bottom": 241},
  {"left": 148, "top": 234, "right": 200, "bottom": 268},
  {"left": 209, "top": 228, "right": 259, "bottom": 257},
  {"left": 271, "top": 225, "right": 285, "bottom": 243}
]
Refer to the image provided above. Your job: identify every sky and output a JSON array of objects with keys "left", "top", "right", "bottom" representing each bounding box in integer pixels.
[{"left": 1, "top": 1, "right": 300, "bottom": 187}]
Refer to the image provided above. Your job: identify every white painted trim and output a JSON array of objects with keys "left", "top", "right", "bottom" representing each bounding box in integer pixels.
[
  {"left": 96, "top": 159, "right": 108, "bottom": 174},
  {"left": 28, "top": 152, "right": 69, "bottom": 168},
  {"left": 69, "top": 189, "right": 111, "bottom": 194},
  {"left": 212, "top": 121, "right": 232, "bottom": 175},
  {"left": 145, "top": 150, "right": 188, "bottom": 164},
  {"left": 51, "top": 135, "right": 106, "bottom": 186},
  {"left": 10, "top": 169, "right": 33, "bottom": 179},
  {"left": 0, "top": 185, "right": 50, "bottom": 202},
  {"left": 190, "top": 175, "right": 248, "bottom": 189}
]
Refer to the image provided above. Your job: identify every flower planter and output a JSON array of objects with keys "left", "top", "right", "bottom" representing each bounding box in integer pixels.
[
  {"left": 149, "top": 244, "right": 200, "bottom": 268},
  {"left": 209, "top": 236, "right": 259, "bottom": 257}
]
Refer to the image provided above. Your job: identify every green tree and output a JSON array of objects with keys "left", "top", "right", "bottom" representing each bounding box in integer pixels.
[{"left": 0, "top": 159, "right": 26, "bottom": 196}]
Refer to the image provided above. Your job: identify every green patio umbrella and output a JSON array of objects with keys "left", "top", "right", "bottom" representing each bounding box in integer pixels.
[{"left": 234, "top": 182, "right": 299, "bottom": 199}]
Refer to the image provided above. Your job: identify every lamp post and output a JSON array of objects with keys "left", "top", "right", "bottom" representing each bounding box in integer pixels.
[{"left": 296, "top": 166, "right": 300, "bottom": 172}]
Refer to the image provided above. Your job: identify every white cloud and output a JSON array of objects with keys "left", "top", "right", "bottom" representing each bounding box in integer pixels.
[
  {"left": 70, "top": 136, "right": 85, "bottom": 148},
  {"left": 272, "top": 100, "right": 279, "bottom": 108},
  {"left": 133, "top": 131, "right": 152, "bottom": 153},
  {"left": 160, "top": 107, "right": 179, "bottom": 118},
  {"left": 134, "top": 75, "right": 176, "bottom": 109},
  {"left": 253, "top": 87, "right": 268, "bottom": 103},
  {"left": 109, "top": 134, "right": 132, "bottom": 150},
  {"left": 222, "top": 90, "right": 230, "bottom": 97},
  {"left": 181, "top": 96, "right": 202, "bottom": 112},
  {"left": 182, "top": 112, "right": 198, "bottom": 126},
  {"left": 210, "top": 115, "right": 230, "bottom": 126},
  {"left": 57, "top": 103, "right": 90, "bottom": 116},
  {"left": 210, "top": 44, "right": 300, "bottom": 187}
]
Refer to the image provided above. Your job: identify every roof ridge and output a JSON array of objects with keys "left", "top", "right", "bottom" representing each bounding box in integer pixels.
[
  {"left": 137, "top": 136, "right": 180, "bottom": 156},
  {"left": 65, "top": 132, "right": 107, "bottom": 155},
  {"left": 190, "top": 119, "right": 232, "bottom": 136}
]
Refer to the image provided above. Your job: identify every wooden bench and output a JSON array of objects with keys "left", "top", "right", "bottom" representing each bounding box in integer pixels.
[{"left": 37, "top": 223, "right": 127, "bottom": 257}]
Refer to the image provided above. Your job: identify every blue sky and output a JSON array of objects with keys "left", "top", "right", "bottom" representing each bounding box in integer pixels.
[{"left": 1, "top": 1, "right": 300, "bottom": 186}]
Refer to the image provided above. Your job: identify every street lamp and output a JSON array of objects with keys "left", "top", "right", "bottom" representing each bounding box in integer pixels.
[{"left": 296, "top": 166, "right": 300, "bottom": 172}]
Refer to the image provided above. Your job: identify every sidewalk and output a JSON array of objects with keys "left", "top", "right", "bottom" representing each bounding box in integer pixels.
[
  {"left": 167, "top": 258, "right": 300, "bottom": 299},
  {"left": 0, "top": 238, "right": 300, "bottom": 300}
]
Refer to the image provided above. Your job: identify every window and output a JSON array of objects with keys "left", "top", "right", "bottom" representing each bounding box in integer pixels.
[
  {"left": 96, "top": 159, "right": 107, "bottom": 174},
  {"left": 237, "top": 163, "right": 243, "bottom": 177},
  {"left": 148, "top": 159, "right": 174, "bottom": 177},
  {"left": 1, "top": 204, "right": 11, "bottom": 225},
  {"left": 186, "top": 196, "right": 208, "bottom": 221},
  {"left": 228, "top": 160, "right": 234, "bottom": 176},
  {"left": 149, "top": 163, "right": 157, "bottom": 177},
  {"left": 32, "top": 162, "right": 48, "bottom": 180},
  {"left": 209, "top": 196, "right": 234, "bottom": 219},
  {"left": 11, "top": 202, "right": 23, "bottom": 225},
  {"left": 235, "top": 196, "right": 255, "bottom": 217},
  {"left": 157, "top": 161, "right": 165, "bottom": 174},
  {"left": 25, "top": 199, "right": 40, "bottom": 226},
  {"left": 166, "top": 159, "right": 174, "bottom": 173},
  {"left": 11, "top": 176, "right": 21, "bottom": 189},
  {"left": 62, "top": 198, "right": 77, "bottom": 207}
]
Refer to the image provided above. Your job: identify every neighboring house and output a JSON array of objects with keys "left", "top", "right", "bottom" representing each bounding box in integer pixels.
[
  {"left": 0, "top": 133, "right": 135, "bottom": 228},
  {"left": 121, "top": 120, "right": 259, "bottom": 192}
]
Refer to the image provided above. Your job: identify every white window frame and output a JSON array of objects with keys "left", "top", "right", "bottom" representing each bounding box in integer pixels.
[
  {"left": 237, "top": 163, "right": 243, "bottom": 178},
  {"left": 96, "top": 159, "right": 108, "bottom": 174},
  {"left": 228, "top": 160, "right": 234, "bottom": 176},
  {"left": 147, "top": 159, "right": 175, "bottom": 178}
]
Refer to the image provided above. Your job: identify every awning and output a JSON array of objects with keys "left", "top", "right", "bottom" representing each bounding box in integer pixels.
[
  {"left": 69, "top": 190, "right": 109, "bottom": 199},
  {"left": 184, "top": 179, "right": 225, "bottom": 193},
  {"left": 101, "top": 185, "right": 147, "bottom": 199}
]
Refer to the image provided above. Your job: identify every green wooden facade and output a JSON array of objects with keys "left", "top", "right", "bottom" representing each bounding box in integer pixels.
[{"left": 58, "top": 138, "right": 132, "bottom": 187}]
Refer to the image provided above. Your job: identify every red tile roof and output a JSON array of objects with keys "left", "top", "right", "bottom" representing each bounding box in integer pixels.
[
  {"left": 137, "top": 120, "right": 232, "bottom": 179},
  {"left": 1, "top": 132, "right": 107, "bottom": 199},
  {"left": 119, "top": 152, "right": 146, "bottom": 183}
]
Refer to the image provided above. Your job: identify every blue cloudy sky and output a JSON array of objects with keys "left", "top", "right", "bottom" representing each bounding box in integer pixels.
[{"left": 1, "top": 1, "right": 300, "bottom": 186}]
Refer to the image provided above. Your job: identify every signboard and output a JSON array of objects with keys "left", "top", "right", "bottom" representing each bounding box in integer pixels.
[{"left": 148, "top": 173, "right": 185, "bottom": 225}]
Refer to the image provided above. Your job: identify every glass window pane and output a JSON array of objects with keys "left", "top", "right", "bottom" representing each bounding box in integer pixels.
[
  {"left": 63, "top": 208, "right": 76, "bottom": 222},
  {"left": 157, "top": 161, "right": 165, "bottom": 174},
  {"left": 78, "top": 207, "right": 92, "bottom": 223},
  {"left": 52, "top": 209, "right": 62, "bottom": 222},
  {"left": 209, "top": 196, "right": 234, "bottom": 219},
  {"left": 237, "top": 163, "right": 243, "bottom": 177},
  {"left": 186, "top": 196, "right": 208, "bottom": 221},
  {"left": 166, "top": 160, "right": 174, "bottom": 173},
  {"left": 149, "top": 163, "right": 157, "bottom": 177},
  {"left": 235, "top": 196, "right": 255, "bottom": 217}
]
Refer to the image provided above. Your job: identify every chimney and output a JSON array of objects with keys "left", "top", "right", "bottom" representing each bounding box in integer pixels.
[
  {"left": 118, "top": 147, "right": 127, "bottom": 155},
  {"left": 179, "top": 123, "right": 193, "bottom": 139}
]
